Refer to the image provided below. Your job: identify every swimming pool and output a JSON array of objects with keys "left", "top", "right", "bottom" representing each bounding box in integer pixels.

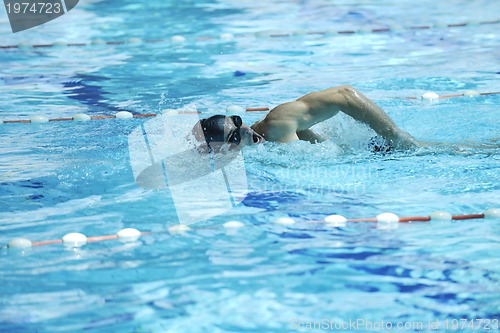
[{"left": 1, "top": 0, "right": 499, "bottom": 331}]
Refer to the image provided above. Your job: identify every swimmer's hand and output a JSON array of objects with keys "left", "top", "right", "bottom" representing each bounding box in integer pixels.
[
  {"left": 368, "top": 132, "right": 419, "bottom": 153},
  {"left": 391, "top": 131, "right": 420, "bottom": 149}
]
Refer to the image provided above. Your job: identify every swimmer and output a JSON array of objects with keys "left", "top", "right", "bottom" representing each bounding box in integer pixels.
[
  {"left": 138, "top": 86, "right": 419, "bottom": 188},
  {"left": 193, "top": 85, "right": 419, "bottom": 151}
]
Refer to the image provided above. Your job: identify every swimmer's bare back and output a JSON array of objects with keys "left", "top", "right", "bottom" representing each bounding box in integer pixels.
[{"left": 250, "top": 85, "right": 418, "bottom": 149}]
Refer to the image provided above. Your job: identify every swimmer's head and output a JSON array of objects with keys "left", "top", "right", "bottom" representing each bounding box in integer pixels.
[{"left": 192, "top": 115, "right": 264, "bottom": 151}]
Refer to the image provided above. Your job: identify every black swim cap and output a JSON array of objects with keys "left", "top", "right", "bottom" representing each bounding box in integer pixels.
[{"left": 198, "top": 115, "right": 242, "bottom": 145}]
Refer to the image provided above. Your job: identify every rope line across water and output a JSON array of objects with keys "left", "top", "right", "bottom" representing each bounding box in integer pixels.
[
  {"left": 1, "top": 19, "right": 499, "bottom": 50},
  {"left": 5, "top": 209, "right": 500, "bottom": 251},
  {"left": 0, "top": 89, "right": 499, "bottom": 124}
]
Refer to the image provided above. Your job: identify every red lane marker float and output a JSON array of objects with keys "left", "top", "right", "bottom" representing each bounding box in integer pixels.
[
  {"left": 32, "top": 239, "right": 63, "bottom": 247},
  {"left": 438, "top": 93, "right": 466, "bottom": 99},
  {"left": 91, "top": 115, "right": 115, "bottom": 120},
  {"left": 481, "top": 19, "right": 500, "bottom": 24},
  {"left": 246, "top": 107, "right": 270, "bottom": 112},
  {"left": 372, "top": 27, "right": 391, "bottom": 33},
  {"left": 448, "top": 23, "right": 467, "bottom": 27},
  {"left": 3, "top": 119, "right": 31, "bottom": 123},
  {"left": 133, "top": 113, "right": 158, "bottom": 118},
  {"left": 410, "top": 25, "right": 432, "bottom": 30},
  {"left": 452, "top": 214, "right": 484, "bottom": 220},
  {"left": 398, "top": 216, "right": 431, "bottom": 222},
  {"left": 49, "top": 117, "right": 74, "bottom": 122},
  {"left": 348, "top": 218, "right": 378, "bottom": 223},
  {"left": 338, "top": 30, "right": 357, "bottom": 34},
  {"left": 87, "top": 235, "right": 119, "bottom": 242},
  {"left": 480, "top": 91, "right": 500, "bottom": 96}
]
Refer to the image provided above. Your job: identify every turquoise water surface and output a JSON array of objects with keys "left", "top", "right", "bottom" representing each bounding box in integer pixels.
[{"left": 0, "top": 0, "right": 499, "bottom": 332}]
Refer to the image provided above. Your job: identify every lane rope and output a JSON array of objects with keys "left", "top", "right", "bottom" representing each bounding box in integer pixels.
[
  {"left": 4, "top": 208, "right": 500, "bottom": 250},
  {"left": 0, "top": 89, "right": 498, "bottom": 124},
  {"left": 0, "top": 19, "right": 498, "bottom": 50},
  {"left": 407, "top": 90, "right": 500, "bottom": 100}
]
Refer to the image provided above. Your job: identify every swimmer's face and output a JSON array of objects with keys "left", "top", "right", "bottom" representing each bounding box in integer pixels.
[
  {"left": 223, "top": 116, "right": 264, "bottom": 147},
  {"left": 194, "top": 115, "right": 264, "bottom": 152}
]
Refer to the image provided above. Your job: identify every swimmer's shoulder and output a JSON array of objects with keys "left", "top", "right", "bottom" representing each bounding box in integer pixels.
[{"left": 251, "top": 117, "right": 299, "bottom": 142}]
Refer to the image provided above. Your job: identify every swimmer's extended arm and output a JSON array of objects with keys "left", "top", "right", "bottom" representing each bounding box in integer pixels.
[
  {"left": 254, "top": 85, "right": 418, "bottom": 148},
  {"left": 299, "top": 85, "right": 419, "bottom": 148}
]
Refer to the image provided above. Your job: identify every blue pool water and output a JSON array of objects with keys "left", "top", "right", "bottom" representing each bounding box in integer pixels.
[{"left": 1, "top": 0, "right": 500, "bottom": 332}]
